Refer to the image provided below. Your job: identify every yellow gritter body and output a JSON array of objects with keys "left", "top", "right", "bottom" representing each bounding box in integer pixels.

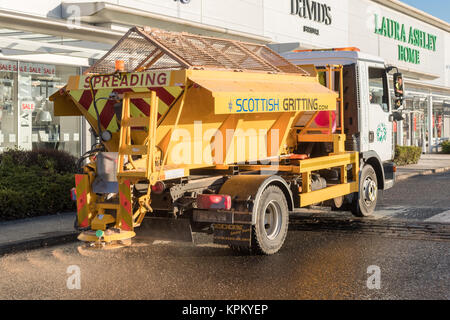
[{"left": 50, "top": 26, "right": 359, "bottom": 252}]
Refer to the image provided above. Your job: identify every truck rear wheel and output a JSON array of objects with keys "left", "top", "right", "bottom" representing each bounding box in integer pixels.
[
  {"left": 351, "top": 164, "right": 378, "bottom": 217},
  {"left": 251, "top": 186, "right": 289, "bottom": 255}
]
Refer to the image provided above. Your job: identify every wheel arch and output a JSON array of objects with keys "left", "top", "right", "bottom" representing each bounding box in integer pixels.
[
  {"left": 361, "top": 151, "right": 385, "bottom": 190},
  {"left": 219, "top": 175, "right": 293, "bottom": 225}
]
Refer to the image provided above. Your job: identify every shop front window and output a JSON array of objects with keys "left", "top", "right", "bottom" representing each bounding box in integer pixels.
[
  {"left": 0, "top": 60, "right": 18, "bottom": 152},
  {"left": 0, "top": 60, "right": 81, "bottom": 157},
  {"left": 409, "top": 99, "right": 426, "bottom": 148},
  {"left": 17, "top": 63, "right": 81, "bottom": 157},
  {"left": 433, "top": 103, "right": 444, "bottom": 140},
  {"left": 443, "top": 102, "right": 450, "bottom": 140}
]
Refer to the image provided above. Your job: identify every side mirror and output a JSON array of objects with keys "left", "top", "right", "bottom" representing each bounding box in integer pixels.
[
  {"left": 393, "top": 73, "right": 404, "bottom": 98},
  {"left": 389, "top": 111, "right": 405, "bottom": 122},
  {"left": 393, "top": 97, "right": 404, "bottom": 111},
  {"left": 393, "top": 73, "right": 404, "bottom": 111}
]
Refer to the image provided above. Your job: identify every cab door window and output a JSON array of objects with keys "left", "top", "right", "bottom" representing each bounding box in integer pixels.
[{"left": 368, "top": 68, "right": 389, "bottom": 112}]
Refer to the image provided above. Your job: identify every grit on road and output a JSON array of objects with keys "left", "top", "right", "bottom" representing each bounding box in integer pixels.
[{"left": 0, "top": 172, "right": 449, "bottom": 300}]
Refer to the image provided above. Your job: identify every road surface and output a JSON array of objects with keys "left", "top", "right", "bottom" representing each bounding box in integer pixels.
[{"left": 0, "top": 172, "right": 449, "bottom": 299}]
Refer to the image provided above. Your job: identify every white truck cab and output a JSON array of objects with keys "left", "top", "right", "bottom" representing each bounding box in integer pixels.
[{"left": 283, "top": 48, "right": 400, "bottom": 208}]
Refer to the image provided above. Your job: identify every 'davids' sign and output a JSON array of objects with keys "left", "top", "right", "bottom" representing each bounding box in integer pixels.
[{"left": 290, "top": 0, "right": 332, "bottom": 25}]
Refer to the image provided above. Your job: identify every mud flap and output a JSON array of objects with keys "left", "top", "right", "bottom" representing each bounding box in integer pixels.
[
  {"left": 135, "top": 217, "right": 193, "bottom": 243},
  {"left": 75, "top": 174, "right": 93, "bottom": 228},
  {"left": 118, "top": 179, "right": 134, "bottom": 232},
  {"left": 213, "top": 224, "right": 252, "bottom": 247}
]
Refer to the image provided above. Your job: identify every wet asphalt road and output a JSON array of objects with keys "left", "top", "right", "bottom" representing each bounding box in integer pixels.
[{"left": 0, "top": 172, "right": 449, "bottom": 300}]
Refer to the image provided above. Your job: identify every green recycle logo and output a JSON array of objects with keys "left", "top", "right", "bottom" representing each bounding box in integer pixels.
[{"left": 376, "top": 123, "right": 387, "bottom": 142}]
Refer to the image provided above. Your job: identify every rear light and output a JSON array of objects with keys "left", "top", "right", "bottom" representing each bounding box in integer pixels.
[
  {"left": 393, "top": 165, "right": 397, "bottom": 173},
  {"left": 197, "top": 194, "right": 232, "bottom": 210},
  {"left": 70, "top": 188, "right": 77, "bottom": 201},
  {"left": 151, "top": 181, "right": 165, "bottom": 194},
  {"left": 289, "top": 153, "right": 308, "bottom": 160}
]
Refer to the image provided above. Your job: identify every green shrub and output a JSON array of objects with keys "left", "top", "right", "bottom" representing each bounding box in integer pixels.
[
  {"left": 441, "top": 141, "right": 450, "bottom": 154},
  {"left": 0, "top": 189, "right": 26, "bottom": 219},
  {"left": 0, "top": 148, "right": 76, "bottom": 221},
  {"left": 394, "top": 145, "right": 422, "bottom": 166},
  {"left": 0, "top": 148, "right": 77, "bottom": 174}
]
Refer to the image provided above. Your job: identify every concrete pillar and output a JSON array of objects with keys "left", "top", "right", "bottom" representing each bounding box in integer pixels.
[
  {"left": 405, "top": 113, "right": 411, "bottom": 146},
  {"left": 422, "top": 125, "right": 427, "bottom": 153},
  {"left": 427, "top": 94, "right": 433, "bottom": 153},
  {"left": 397, "top": 119, "right": 403, "bottom": 146},
  {"left": 81, "top": 118, "right": 91, "bottom": 155}
]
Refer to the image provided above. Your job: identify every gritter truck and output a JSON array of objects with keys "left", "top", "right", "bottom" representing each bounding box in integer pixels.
[{"left": 51, "top": 27, "right": 404, "bottom": 254}]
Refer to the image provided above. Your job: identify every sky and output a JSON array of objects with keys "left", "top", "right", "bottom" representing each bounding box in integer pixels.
[{"left": 401, "top": 0, "right": 450, "bottom": 23}]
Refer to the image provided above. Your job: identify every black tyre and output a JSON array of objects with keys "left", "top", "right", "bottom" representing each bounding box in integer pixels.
[
  {"left": 228, "top": 244, "right": 251, "bottom": 255},
  {"left": 73, "top": 216, "right": 79, "bottom": 231},
  {"left": 351, "top": 164, "right": 378, "bottom": 217},
  {"left": 251, "top": 186, "right": 289, "bottom": 255}
]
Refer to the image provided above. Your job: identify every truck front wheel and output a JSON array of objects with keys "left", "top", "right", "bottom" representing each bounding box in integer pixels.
[
  {"left": 351, "top": 164, "right": 378, "bottom": 217},
  {"left": 251, "top": 186, "right": 289, "bottom": 255}
]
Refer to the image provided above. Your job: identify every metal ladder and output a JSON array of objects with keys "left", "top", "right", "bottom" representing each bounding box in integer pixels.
[
  {"left": 117, "top": 91, "right": 159, "bottom": 182},
  {"left": 115, "top": 91, "right": 159, "bottom": 229}
]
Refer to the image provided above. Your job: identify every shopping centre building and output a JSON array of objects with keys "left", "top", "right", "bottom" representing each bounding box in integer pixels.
[{"left": 0, "top": 0, "right": 449, "bottom": 157}]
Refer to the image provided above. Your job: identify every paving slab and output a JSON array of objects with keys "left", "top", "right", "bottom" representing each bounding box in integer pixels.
[
  {"left": 395, "top": 154, "right": 450, "bottom": 180},
  {"left": 0, "top": 212, "right": 77, "bottom": 255}
]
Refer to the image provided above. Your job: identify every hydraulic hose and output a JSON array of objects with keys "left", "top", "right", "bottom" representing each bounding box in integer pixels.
[
  {"left": 78, "top": 71, "right": 123, "bottom": 171},
  {"left": 76, "top": 146, "right": 105, "bottom": 173},
  {"left": 87, "top": 71, "right": 122, "bottom": 145}
]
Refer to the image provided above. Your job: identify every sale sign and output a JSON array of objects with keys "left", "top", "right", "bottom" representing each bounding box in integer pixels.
[
  {"left": 21, "top": 101, "right": 35, "bottom": 112},
  {"left": 0, "top": 59, "right": 18, "bottom": 72},
  {"left": 19, "top": 62, "right": 55, "bottom": 75}
]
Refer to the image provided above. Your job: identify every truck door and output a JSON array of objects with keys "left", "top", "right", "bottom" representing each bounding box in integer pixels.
[{"left": 362, "top": 64, "right": 393, "bottom": 161}]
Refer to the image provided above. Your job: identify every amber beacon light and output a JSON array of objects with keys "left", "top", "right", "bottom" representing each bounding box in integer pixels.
[{"left": 115, "top": 60, "right": 125, "bottom": 72}]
